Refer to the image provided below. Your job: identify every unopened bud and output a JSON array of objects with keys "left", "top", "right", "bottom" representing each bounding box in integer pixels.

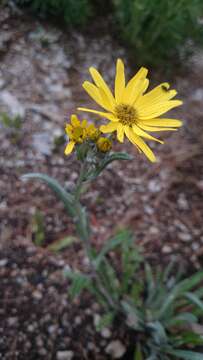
[{"left": 96, "top": 137, "right": 112, "bottom": 153}]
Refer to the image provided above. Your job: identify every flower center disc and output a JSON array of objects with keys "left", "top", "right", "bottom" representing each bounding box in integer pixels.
[{"left": 115, "top": 104, "right": 137, "bottom": 126}]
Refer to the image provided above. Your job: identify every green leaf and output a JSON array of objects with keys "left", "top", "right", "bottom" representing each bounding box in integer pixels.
[
  {"left": 174, "top": 331, "right": 203, "bottom": 346},
  {"left": 167, "top": 312, "right": 198, "bottom": 327},
  {"left": 167, "top": 349, "right": 203, "bottom": 360},
  {"left": 185, "top": 292, "right": 203, "bottom": 312},
  {"left": 95, "top": 312, "right": 115, "bottom": 331},
  {"left": 32, "top": 210, "right": 45, "bottom": 247},
  {"left": 65, "top": 271, "right": 91, "bottom": 299},
  {"left": 157, "top": 271, "right": 203, "bottom": 319},
  {"left": 163, "top": 260, "right": 176, "bottom": 283},
  {"left": 147, "top": 321, "right": 168, "bottom": 344},
  {"left": 87, "top": 152, "right": 132, "bottom": 180},
  {"left": 94, "top": 229, "right": 133, "bottom": 268},
  {"left": 145, "top": 263, "right": 155, "bottom": 293},
  {"left": 95, "top": 258, "right": 120, "bottom": 302},
  {"left": 48, "top": 236, "right": 77, "bottom": 252},
  {"left": 21, "top": 173, "right": 75, "bottom": 217},
  {"left": 121, "top": 300, "right": 143, "bottom": 330},
  {"left": 134, "top": 343, "right": 143, "bottom": 360}
]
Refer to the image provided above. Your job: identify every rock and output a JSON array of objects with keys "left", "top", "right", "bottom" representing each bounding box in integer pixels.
[
  {"left": 32, "top": 290, "right": 43, "bottom": 300},
  {"left": 191, "top": 242, "right": 199, "bottom": 251},
  {"left": 178, "top": 232, "right": 192, "bottom": 242},
  {"left": 148, "top": 179, "right": 162, "bottom": 193},
  {"left": 177, "top": 193, "right": 189, "bottom": 211},
  {"left": 0, "top": 90, "right": 25, "bottom": 118},
  {"left": 7, "top": 317, "right": 18, "bottom": 327},
  {"left": 105, "top": 340, "right": 126, "bottom": 359},
  {"left": 93, "top": 313, "right": 101, "bottom": 328},
  {"left": 0, "top": 259, "right": 8, "bottom": 267},
  {"left": 101, "top": 327, "right": 111, "bottom": 339},
  {"left": 162, "top": 245, "right": 172, "bottom": 254},
  {"left": 149, "top": 226, "right": 159, "bottom": 235},
  {"left": 32, "top": 132, "right": 52, "bottom": 156},
  {"left": 56, "top": 350, "right": 74, "bottom": 360},
  {"left": 48, "top": 324, "right": 58, "bottom": 335},
  {"left": 0, "top": 77, "right": 5, "bottom": 89}
]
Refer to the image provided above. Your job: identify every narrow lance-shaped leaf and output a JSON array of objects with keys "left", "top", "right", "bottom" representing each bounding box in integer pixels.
[
  {"left": 185, "top": 292, "right": 203, "bottom": 312},
  {"left": 64, "top": 271, "right": 91, "bottom": 299},
  {"left": 167, "top": 349, "right": 203, "bottom": 360},
  {"left": 157, "top": 271, "right": 203, "bottom": 319},
  {"left": 94, "top": 229, "right": 133, "bottom": 267},
  {"left": 48, "top": 236, "right": 77, "bottom": 252},
  {"left": 21, "top": 173, "right": 75, "bottom": 217},
  {"left": 167, "top": 312, "right": 198, "bottom": 327}
]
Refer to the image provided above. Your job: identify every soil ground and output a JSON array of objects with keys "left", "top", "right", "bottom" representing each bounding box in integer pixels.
[{"left": 0, "top": 5, "right": 203, "bottom": 359}]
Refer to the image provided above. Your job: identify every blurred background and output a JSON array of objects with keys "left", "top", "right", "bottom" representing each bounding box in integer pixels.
[{"left": 0, "top": 1, "right": 203, "bottom": 358}]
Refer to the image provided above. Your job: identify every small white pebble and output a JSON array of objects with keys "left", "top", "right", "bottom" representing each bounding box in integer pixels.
[
  {"left": 56, "top": 350, "right": 74, "bottom": 360},
  {"left": 178, "top": 232, "right": 192, "bottom": 242},
  {"left": 0, "top": 259, "right": 8, "bottom": 267},
  {"left": 162, "top": 245, "right": 172, "bottom": 254},
  {"left": 101, "top": 327, "right": 111, "bottom": 339},
  {"left": 32, "top": 290, "right": 43, "bottom": 300},
  {"left": 106, "top": 340, "right": 126, "bottom": 359}
]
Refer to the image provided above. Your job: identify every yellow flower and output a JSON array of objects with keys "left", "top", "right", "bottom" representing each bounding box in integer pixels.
[
  {"left": 86, "top": 124, "right": 100, "bottom": 141},
  {"left": 64, "top": 114, "right": 100, "bottom": 155},
  {"left": 96, "top": 137, "right": 112, "bottom": 153},
  {"left": 65, "top": 114, "right": 88, "bottom": 155},
  {"left": 78, "top": 59, "right": 183, "bottom": 162}
]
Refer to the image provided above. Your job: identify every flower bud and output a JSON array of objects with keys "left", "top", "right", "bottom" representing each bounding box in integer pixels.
[{"left": 96, "top": 137, "right": 112, "bottom": 153}]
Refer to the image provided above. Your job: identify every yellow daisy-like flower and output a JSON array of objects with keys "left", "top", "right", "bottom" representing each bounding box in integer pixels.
[
  {"left": 78, "top": 59, "right": 183, "bottom": 162},
  {"left": 65, "top": 114, "right": 100, "bottom": 155}
]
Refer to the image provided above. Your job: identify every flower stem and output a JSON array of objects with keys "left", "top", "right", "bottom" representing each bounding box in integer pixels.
[{"left": 73, "top": 160, "right": 119, "bottom": 310}]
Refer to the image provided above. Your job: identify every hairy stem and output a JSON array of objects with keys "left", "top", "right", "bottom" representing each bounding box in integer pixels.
[{"left": 74, "top": 160, "right": 119, "bottom": 310}]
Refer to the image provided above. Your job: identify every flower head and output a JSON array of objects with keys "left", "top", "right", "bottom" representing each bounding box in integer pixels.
[
  {"left": 86, "top": 124, "right": 100, "bottom": 141},
  {"left": 96, "top": 137, "right": 112, "bottom": 153},
  {"left": 78, "top": 59, "right": 183, "bottom": 162},
  {"left": 65, "top": 114, "right": 100, "bottom": 155}
]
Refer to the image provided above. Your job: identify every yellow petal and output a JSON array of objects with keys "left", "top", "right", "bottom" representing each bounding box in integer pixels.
[
  {"left": 115, "top": 59, "right": 125, "bottom": 103},
  {"left": 138, "top": 123, "right": 177, "bottom": 132},
  {"left": 123, "top": 67, "right": 148, "bottom": 103},
  {"left": 65, "top": 124, "right": 73, "bottom": 136},
  {"left": 89, "top": 67, "right": 116, "bottom": 108},
  {"left": 130, "top": 78, "right": 149, "bottom": 106},
  {"left": 138, "top": 83, "right": 177, "bottom": 107},
  {"left": 81, "top": 119, "right": 87, "bottom": 127},
  {"left": 124, "top": 126, "right": 156, "bottom": 162},
  {"left": 78, "top": 107, "right": 118, "bottom": 122},
  {"left": 64, "top": 141, "right": 75, "bottom": 155},
  {"left": 71, "top": 114, "right": 80, "bottom": 127},
  {"left": 82, "top": 81, "right": 112, "bottom": 112},
  {"left": 117, "top": 123, "right": 124, "bottom": 142},
  {"left": 132, "top": 124, "right": 164, "bottom": 144},
  {"left": 138, "top": 100, "right": 183, "bottom": 119},
  {"left": 99, "top": 87, "right": 114, "bottom": 112},
  {"left": 100, "top": 122, "right": 118, "bottom": 133},
  {"left": 140, "top": 118, "right": 183, "bottom": 127}
]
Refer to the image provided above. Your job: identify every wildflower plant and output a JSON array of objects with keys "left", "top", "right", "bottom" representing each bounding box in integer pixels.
[{"left": 22, "top": 60, "right": 203, "bottom": 359}]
